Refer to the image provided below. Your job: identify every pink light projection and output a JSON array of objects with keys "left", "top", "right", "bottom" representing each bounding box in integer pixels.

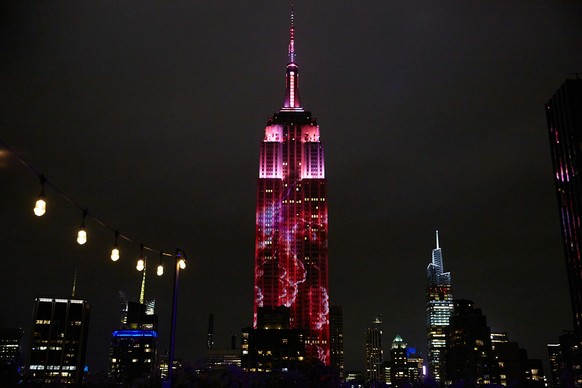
[
  {"left": 252, "top": 5, "right": 330, "bottom": 365},
  {"left": 254, "top": 121, "right": 330, "bottom": 365}
]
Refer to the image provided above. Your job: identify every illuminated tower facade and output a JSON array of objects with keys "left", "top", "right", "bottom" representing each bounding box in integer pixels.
[
  {"left": 546, "top": 79, "right": 582, "bottom": 337},
  {"left": 253, "top": 8, "right": 330, "bottom": 365},
  {"left": 365, "top": 316, "right": 383, "bottom": 382},
  {"left": 426, "top": 231, "right": 453, "bottom": 384}
]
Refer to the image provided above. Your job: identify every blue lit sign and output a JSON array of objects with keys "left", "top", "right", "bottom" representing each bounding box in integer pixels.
[{"left": 112, "top": 330, "right": 158, "bottom": 338}]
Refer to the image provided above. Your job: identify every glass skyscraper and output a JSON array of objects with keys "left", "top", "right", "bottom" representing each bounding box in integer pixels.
[
  {"left": 365, "top": 316, "right": 383, "bottom": 382},
  {"left": 546, "top": 79, "right": 582, "bottom": 337},
  {"left": 426, "top": 231, "right": 453, "bottom": 384},
  {"left": 253, "top": 7, "right": 330, "bottom": 365}
]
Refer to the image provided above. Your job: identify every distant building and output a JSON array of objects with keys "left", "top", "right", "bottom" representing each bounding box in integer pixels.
[
  {"left": 108, "top": 301, "right": 158, "bottom": 384},
  {"left": 241, "top": 306, "right": 305, "bottom": 373},
  {"left": 156, "top": 352, "right": 182, "bottom": 381},
  {"left": 383, "top": 335, "right": 424, "bottom": 387},
  {"left": 547, "top": 342, "right": 563, "bottom": 387},
  {"left": 406, "top": 347, "right": 424, "bottom": 385},
  {"left": 389, "top": 335, "right": 408, "bottom": 387},
  {"left": 329, "top": 305, "right": 345, "bottom": 378},
  {"left": 207, "top": 348, "right": 241, "bottom": 369},
  {"left": 365, "top": 316, "right": 383, "bottom": 383},
  {"left": 345, "top": 370, "right": 365, "bottom": 387},
  {"left": 26, "top": 297, "right": 90, "bottom": 385},
  {"left": 426, "top": 231, "right": 453, "bottom": 384},
  {"left": 206, "top": 316, "right": 241, "bottom": 370},
  {"left": 207, "top": 314, "right": 215, "bottom": 350},
  {"left": 0, "top": 328, "right": 24, "bottom": 385},
  {"left": 547, "top": 332, "right": 582, "bottom": 387},
  {"left": 545, "top": 79, "right": 582, "bottom": 338},
  {"left": 445, "top": 300, "right": 499, "bottom": 386}
]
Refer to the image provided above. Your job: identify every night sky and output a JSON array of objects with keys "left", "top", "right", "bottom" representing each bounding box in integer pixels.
[{"left": 1, "top": 1, "right": 581, "bottom": 374}]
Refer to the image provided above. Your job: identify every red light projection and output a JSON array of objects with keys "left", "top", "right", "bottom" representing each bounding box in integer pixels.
[
  {"left": 252, "top": 5, "right": 330, "bottom": 365},
  {"left": 254, "top": 119, "right": 330, "bottom": 365}
]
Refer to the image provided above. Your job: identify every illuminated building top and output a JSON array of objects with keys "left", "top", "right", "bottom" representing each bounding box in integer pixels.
[
  {"left": 253, "top": 4, "right": 330, "bottom": 365},
  {"left": 282, "top": 4, "right": 302, "bottom": 111},
  {"left": 426, "top": 231, "right": 453, "bottom": 383}
]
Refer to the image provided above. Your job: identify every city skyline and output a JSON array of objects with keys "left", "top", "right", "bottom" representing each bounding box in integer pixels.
[{"left": 1, "top": 1, "right": 581, "bottom": 374}]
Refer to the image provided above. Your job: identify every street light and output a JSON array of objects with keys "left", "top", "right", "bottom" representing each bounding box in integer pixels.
[{"left": 166, "top": 248, "right": 187, "bottom": 387}]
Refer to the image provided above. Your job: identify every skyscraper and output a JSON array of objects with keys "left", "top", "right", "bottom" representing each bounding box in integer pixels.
[
  {"left": 108, "top": 301, "right": 158, "bottom": 384},
  {"left": 0, "top": 328, "right": 24, "bottom": 386},
  {"left": 426, "top": 231, "right": 453, "bottom": 384},
  {"left": 329, "top": 305, "right": 345, "bottom": 378},
  {"left": 365, "top": 316, "right": 383, "bottom": 383},
  {"left": 445, "top": 300, "right": 499, "bottom": 386},
  {"left": 253, "top": 7, "right": 330, "bottom": 365},
  {"left": 26, "top": 297, "right": 90, "bottom": 385},
  {"left": 545, "top": 78, "right": 582, "bottom": 337}
]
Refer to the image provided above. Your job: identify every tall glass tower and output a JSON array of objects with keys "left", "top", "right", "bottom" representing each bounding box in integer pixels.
[
  {"left": 253, "top": 7, "right": 330, "bottom": 365},
  {"left": 546, "top": 79, "right": 582, "bottom": 337},
  {"left": 365, "top": 316, "right": 383, "bottom": 382},
  {"left": 426, "top": 231, "right": 453, "bottom": 384}
]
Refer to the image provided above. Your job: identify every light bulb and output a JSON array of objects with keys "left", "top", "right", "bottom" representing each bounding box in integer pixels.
[
  {"left": 178, "top": 259, "right": 186, "bottom": 270},
  {"left": 136, "top": 258, "right": 145, "bottom": 271},
  {"left": 34, "top": 197, "right": 46, "bottom": 217},
  {"left": 111, "top": 247, "right": 120, "bottom": 261},
  {"left": 77, "top": 228, "right": 87, "bottom": 245},
  {"left": 157, "top": 264, "right": 164, "bottom": 276}
]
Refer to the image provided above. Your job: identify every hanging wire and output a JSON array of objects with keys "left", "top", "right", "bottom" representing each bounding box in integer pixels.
[{"left": 0, "top": 138, "right": 177, "bottom": 258}]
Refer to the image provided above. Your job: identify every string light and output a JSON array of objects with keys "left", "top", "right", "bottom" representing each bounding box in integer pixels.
[
  {"left": 157, "top": 251, "right": 164, "bottom": 276},
  {"left": 110, "top": 231, "right": 120, "bottom": 262},
  {"left": 76, "top": 208, "right": 88, "bottom": 245},
  {"left": 1, "top": 138, "right": 186, "bottom": 273},
  {"left": 178, "top": 258, "right": 186, "bottom": 270},
  {"left": 33, "top": 174, "right": 47, "bottom": 217},
  {"left": 136, "top": 244, "right": 145, "bottom": 271}
]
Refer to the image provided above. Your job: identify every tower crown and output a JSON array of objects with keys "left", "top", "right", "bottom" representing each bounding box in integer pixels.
[{"left": 282, "top": 3, "right": 303, "bottom": 111}]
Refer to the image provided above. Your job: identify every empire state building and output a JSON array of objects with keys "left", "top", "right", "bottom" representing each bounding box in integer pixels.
[{"left": 253, "top": 8, "right": 330, "bottom": 365}]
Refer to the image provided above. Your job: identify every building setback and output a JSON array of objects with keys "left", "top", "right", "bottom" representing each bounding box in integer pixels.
[
  {"left": 445, "top": 299, "right": 499, "bottom": 386},
  {"left": 252, "top": 6, "right": 330, "bottom": 365}
]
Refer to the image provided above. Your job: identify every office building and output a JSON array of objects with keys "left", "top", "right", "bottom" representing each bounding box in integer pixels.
[
  {"left": 108, "top": 301, "right": 158, "bottom": 384},
  {"left": 426, "top": 231, "right": 453, "bottom": 383},
  {"left": 252, "top": 6, "right": 330, "bottom": 364},
  {"left": 389, "top": 335, "right": 408, "bottom": 387},
  {"left": 26, "top": 297, "right": 90, "bottom": 385},
  {"left": 330, "top": 305, "right": 345, "bottom": 378},
  {"left": 445, "top": 299, "right": 499, "bottom": 386},
  {"left": 547, "top": 331, "right": 582, "bottom": 387},
  {"left": 207, "top": 314, "right": 215, "bottom": 350},
  {"left": 242, "top": 307, "right": 306, "bottom": 373},
  {"left": 0, "top": 328, "right": 24, "bottom": 385},
  {"left": 365, "top": 316, "right": 383, "bottom": 383},
  {"left": 382, "top": 335, "right": 424, "bottom": 387}
]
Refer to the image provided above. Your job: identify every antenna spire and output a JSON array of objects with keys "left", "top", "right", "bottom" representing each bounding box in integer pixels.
[
  {"left": 139, "top": 261, "right": 146, "bottom": 305},
  {"left": 71, "top": 268, "right": 78, "bottom": 297},
  {"left": 436, "top": 230, "right": 440, "bottom": 250},
  {"left": 282, "top": 2, "right": 302, "bottom": 110},
  {"left": 288, "top": 2, "right": 296, "bottom": 64}
]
